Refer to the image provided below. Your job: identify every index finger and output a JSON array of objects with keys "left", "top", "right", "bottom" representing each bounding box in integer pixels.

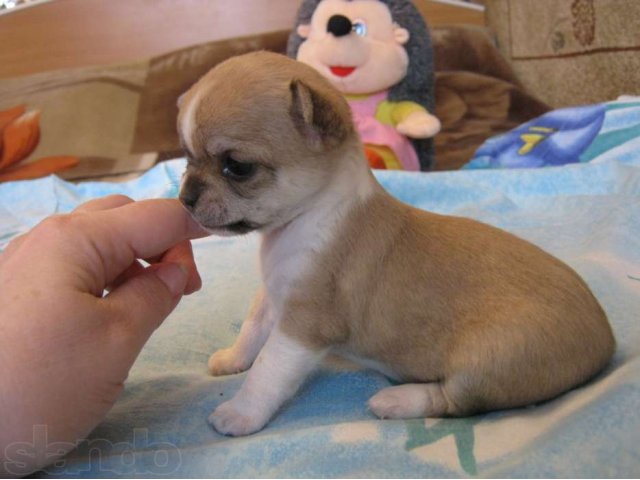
[
  {"left": 101, "top": 198, "right": 207, "bottom": 251},
  {"left": 74, "top": 194, "right": 134, "bottom": 213},
  {"left": 80, "top": 199, "right": 208, "bottom": 287}
]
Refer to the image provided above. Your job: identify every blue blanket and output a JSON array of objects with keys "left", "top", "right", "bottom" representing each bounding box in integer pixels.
[{"left": 1, "top": 107, "right": 640, "bottom": 477}]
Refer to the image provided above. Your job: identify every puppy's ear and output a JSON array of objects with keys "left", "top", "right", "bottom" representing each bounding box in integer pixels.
[{"left": 289, "top": 79, "right": 349, "bottom": 149}]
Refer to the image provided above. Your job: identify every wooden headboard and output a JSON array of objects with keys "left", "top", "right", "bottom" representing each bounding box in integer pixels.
[{"left": 0, "top": 0, "right": 484, "bottom": 80}]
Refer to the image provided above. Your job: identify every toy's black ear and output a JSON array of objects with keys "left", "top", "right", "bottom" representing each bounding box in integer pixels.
[{"left": 289, "top": 78, "right": 349, "bottom": 149}]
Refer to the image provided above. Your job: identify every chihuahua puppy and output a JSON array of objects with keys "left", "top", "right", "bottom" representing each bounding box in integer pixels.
[{"left": 178, "top": 51, "right": 615, "bottom": 437}]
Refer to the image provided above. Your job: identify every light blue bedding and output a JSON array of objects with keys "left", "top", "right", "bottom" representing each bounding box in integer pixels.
[{"left": 1, "top": 120, "right": 640, "bottom": 477}]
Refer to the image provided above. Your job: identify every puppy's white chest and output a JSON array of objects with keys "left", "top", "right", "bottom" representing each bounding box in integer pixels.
[
  {"left": 260, "top": 232, "right": 316, "bottom": 310},
  {"left": 259, "top": 169, "right": 372, "bottom": 318},
  {"left": 263, "top": 249, "right": 310, "bottom": 304},
  {"left": 260, "top": 207, "right": 338, "bottom": 310}
]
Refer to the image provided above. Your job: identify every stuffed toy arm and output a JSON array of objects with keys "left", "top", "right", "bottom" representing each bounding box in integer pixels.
[{"left": 391, "top": 101, "right": 441, "bottom": 139}]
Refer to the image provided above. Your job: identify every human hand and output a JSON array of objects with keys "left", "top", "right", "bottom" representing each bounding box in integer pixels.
[
  {"left": 396, "top": 111, "right": 441, "bottom": 139},
  {"left": 0, "top": 195, "right": 206, "bottom": 476}
]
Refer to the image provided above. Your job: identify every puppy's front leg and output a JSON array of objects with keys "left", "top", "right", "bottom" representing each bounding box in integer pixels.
[
  {"left": 209, "top": 327, "right": 326, "bottom": 436},
  {"left": 208, "top": 288, "right": 273, "bottom": 376}
]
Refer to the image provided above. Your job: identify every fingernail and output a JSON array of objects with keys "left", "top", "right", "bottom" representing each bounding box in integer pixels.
[
  {"left": 185, "top": 272, "right": 203, "bottom": 295},
  {"left": 155, "top": 263, "right": 189, "bottom": 296},
  {"left": 182, "top": 207, "right": 210, "bottom": 238}
]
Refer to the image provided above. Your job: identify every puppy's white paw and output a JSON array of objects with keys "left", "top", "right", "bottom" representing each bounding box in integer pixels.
[
  {"left": 368, "top": 388, "right": 414, "bottom": 419},
  {"left": 208, "top": 348, "right": 250, "bottom": 376},
  {"left": 369, "top": 383, "right": 443, "bottom": 418},
  {"left": 368, "top": 384, "right": 446, "bottom": 419},
  {"left": 208, "top": 400, "right": 267, "bottom": 437}
]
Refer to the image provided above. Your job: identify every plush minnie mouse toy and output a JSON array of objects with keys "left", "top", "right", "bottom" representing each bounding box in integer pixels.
[{"left": 287, "top": 0, "right": 440, "bottom": 170}]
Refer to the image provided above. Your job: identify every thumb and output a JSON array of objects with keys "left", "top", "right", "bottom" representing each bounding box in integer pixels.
[{"left": 105, "top": 262, "right": 189, "bottom": 345}]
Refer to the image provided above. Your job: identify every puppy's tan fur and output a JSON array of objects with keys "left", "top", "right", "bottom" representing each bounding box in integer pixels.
[{"left": 178, "top": 51, "right": 615, "bottom": 436}]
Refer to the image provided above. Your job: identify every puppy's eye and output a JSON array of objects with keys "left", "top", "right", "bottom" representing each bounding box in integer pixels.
[
  {"left": 352, "top": 19, "right": 367, "bottom": 37},
  {"left": 222, "top": 157, "right": 257, "bottom": 181}
]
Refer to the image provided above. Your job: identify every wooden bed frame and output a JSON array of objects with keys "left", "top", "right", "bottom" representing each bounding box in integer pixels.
[{"left": 0, "top": 0, "right": 484, "bottom": 80}]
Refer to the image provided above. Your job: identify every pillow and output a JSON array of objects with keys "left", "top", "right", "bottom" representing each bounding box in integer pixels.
[
  {"left": 0, "top": 31, "right": 290, "bottom": 181},
  {"left": 0, "top": 61, "right": 153, "bottom": 180}
]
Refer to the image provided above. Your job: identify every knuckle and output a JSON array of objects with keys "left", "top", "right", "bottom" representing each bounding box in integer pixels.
[
  {"left": 36, "top": 213, "right": 82, "bottom": 238},
  {"left": 4, "top": 233, "right": 25, "bottom": 252},
  {"left": 29, "top": 214, "right": 97, "bottom": 259},
  {"left": 107, "top": 194, "right": 133, "bottom": 203}
]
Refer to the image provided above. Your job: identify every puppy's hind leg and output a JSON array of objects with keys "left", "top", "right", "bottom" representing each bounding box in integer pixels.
[{"left": 368, "top": 382, "right": 457, "bottom": 419}]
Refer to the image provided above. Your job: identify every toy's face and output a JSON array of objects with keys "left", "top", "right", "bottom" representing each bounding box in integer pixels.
[{"left": 296, "top": 0, "right": 410, "bottom": 95}]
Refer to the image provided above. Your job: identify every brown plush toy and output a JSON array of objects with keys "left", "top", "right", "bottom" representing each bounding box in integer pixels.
[{"left": 287, "top": 0, "right": 440, "bottom": 170}]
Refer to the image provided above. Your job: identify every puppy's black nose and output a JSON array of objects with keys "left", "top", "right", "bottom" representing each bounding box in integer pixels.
[
  {"left": 179, "top": 177, "right": 205, "bottom": 210},
  {"left": 180, "top": 191, "right": 199, "bottom": 210},
  {"left": 327, "top": 15, "right": 353, "bottom": 37}
]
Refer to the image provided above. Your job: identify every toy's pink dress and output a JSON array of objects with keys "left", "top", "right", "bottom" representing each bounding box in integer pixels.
[{"left": 347, "top": 90, "right": 420, "bottom": 171}]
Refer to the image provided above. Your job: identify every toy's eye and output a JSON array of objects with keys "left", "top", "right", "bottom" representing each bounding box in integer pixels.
[
  {"left": 352, "top": 19, "right": 367, "bottom": 37},
  {"left": 222, "top": 157, "right": 257, "bottom": 181}
]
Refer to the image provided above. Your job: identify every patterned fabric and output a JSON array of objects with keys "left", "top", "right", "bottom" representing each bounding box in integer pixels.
[
  {"left": 466, "top": 97, "right": 640, "bottom": 169},
  {"left": 1, "top": 151, "right": 638, "bottom": 477},
  {"left": 485, "top": 0, "right": 640, "bottom": 107}
]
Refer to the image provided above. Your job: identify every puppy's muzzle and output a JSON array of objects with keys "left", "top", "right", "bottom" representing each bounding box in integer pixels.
[{"left": 179, "top": 176, "right": 205, "bottom": 211}]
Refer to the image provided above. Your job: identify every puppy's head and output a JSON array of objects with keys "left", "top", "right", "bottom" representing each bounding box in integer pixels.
[{"left": 177, "top": 51, "right": 357, "bottom": 235}]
